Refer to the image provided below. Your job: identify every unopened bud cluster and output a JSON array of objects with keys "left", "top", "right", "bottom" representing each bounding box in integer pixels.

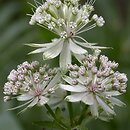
[{"left": 29, "top": 0, "right": 105, "bottom": 38}]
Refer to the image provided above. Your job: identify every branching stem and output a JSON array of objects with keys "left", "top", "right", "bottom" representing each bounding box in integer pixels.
[
  {"left": 67, "top": 91, "right": 74, "bottom": 127},
  {"left": 45, "top": 104, "right": 69, "bottom": 130},
  {"left": 78, "top": 105, "right": 89, "bottom": 125}
]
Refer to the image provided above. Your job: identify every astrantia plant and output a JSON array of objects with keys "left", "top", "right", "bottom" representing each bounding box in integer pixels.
[{"left": 3, "top": 0, "right": 128, "bottom": 130}]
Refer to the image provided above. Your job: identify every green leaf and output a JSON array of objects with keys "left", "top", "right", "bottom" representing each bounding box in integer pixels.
[
  {"left": 55, "top": 107, "right": 62, "bottom": 120},
  {"left": 33, "top": 120, "right": 63, "bottom": 130},
  {"left": 55, "top": 107, "right": 70, "bottom": 128},
  {"left": 71, "top": 125, "right": 89, "bottom": 130}
]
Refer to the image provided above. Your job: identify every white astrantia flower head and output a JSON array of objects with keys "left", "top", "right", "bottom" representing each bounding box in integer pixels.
[
  {"left": 3, "top": 61, "right": 61, "bottom": 112},
  {"left": 27, "top": 0, "right": 107, "bottom": 70},
  {"left": 60, "top": 50, "right": 128, "bottom": 119}
]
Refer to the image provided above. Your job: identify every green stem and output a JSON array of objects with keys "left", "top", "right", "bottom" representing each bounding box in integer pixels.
[
  {"left": 67, "top": 91, "right": 74, "bottom": 127},
  {"left": 45, "top": 104, "right": 68, "bottom": 130},
  {"left": 78, "top": 105, "right": 88, "bottom": 125}
]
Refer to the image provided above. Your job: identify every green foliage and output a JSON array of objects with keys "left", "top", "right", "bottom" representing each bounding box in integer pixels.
[{"left": 34, "top": 121, "right": 63, "bottom": 130}]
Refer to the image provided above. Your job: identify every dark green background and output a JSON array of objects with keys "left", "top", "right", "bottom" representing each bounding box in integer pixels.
[{"left": 0, "top": 0, "right": 130, "bottom": 130}]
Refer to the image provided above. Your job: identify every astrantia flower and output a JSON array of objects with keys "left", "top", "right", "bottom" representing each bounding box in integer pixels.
[
  {"left": 28, "top": 0, "right": 107, "bottom": 70},
  {"left": 3, "top": 61, "right": 61, "bottom": 112},
  {"left": 60, "top": 50, "right": 127, "bottom": 118}
]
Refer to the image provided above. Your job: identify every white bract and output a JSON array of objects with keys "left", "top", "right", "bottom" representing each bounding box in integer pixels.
[
  {"left": 28, "top": 0, "right": 106, "bottom": 70},
  {"left": 3, "top": 61, "right": 61, "bottom": 112},
  {"left": 60, "top": 50, "right": 127, "bottom": 118}
]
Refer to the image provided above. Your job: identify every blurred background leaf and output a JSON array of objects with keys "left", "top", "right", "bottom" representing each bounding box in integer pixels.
[{"left": 0, "top": 0, "right": 130, "bottom": 130}]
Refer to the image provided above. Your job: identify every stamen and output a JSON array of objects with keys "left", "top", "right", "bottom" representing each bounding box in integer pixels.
[
  {"left": 7, "top": 99, "right": 33, "bottom": 111},
  {"left": 42, "top": 0, "right": 44, "bottom": 4},
  {"left": 34, "top": 0, "right": 42, "bottom": 6},
  {"left": 31, "top": 8, "right": 35, "bottom": 13},
  {"left": 33, "top": 0, "right": 39, "bottom": 7},
  {"left": 89, "top": 0, "right": 96, "bottom": 5},
  {"left": 34, "top": 87, "right": 43, "bottom": 96},
  {"left": 76, "top": 23, "right": 96, "bottom": 35},
  {"left": 27, "top": 2, "right": 37, "bottom": 8},
  {"left": 26, "top": 14, "right": 33, "bottom": 17},
  {"left": 91, "top": 0, "right": 96, "bottom": 5},
  {"left": 37, "top": 23, "right": 59, "bottom": 36},
  {"left": 75, "top": 22, "right": 89, "bottom": 34},
  {"left": 72, "top": 35, "right": 90, "bottom": 44}
]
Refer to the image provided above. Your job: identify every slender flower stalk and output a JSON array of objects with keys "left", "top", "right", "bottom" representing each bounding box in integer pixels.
[
  {"left": 78, "top": 105, "right": 89, "bottom": 125},
  {"left": 67, "top": 91, "right": 74, "bottom": 127},
  {"left": 27, "top": 0, "right": 107, "bottom": 70},
  {"left": 45, "top": 104, "right": 69, "bottom": 130}
]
